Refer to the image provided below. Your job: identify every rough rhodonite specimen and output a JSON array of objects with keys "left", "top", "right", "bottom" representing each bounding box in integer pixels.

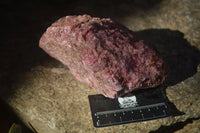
[{"left": 39, "top": 15, "right": 168, "bottom": 98}]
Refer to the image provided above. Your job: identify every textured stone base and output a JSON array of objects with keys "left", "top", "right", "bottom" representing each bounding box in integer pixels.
[{"left": 3, "top": 66, "right": 200, "bottom": 133}]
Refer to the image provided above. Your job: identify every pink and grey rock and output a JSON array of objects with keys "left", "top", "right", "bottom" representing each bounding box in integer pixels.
[{"left": 39, "top": 15, "right": 168, "bottom": 98}]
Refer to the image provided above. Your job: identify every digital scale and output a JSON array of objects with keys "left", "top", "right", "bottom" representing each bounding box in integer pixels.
[{"left": 88, "top": 86, "right": 171, "bottom": 128}]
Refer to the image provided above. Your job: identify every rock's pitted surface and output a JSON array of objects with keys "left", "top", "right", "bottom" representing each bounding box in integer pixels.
[{"left": 39, "top": 15, "right": 167, "bottom": 98}]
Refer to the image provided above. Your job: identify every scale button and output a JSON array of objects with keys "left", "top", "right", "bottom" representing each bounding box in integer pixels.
[
  {"left": 160, "top": 105, "right": 167, "bottom": 110},
  {"left": 96, "top": 120, "right": 100, "bottom": 126},
  {"left": 122, "top": 111, "right": 133, "bottom": 121},
  {"left": 108, "top": 113, "right": 121, "bottom": 123},
  {"left": 99, "top": 114, "right": 108, "bottom": 125},
  {"left": 142, "top": 108, "right": 154, "bottom": 118},
  {"left": 132, "top": 110, "right": 143, "bottom": 120},
  {"left": 151, "top": 106, "right": 165, "bottom": 116}
]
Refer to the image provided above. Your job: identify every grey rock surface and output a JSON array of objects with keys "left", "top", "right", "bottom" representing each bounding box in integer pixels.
[{"left": 1, "top": 0, "right": 200, "bottom": 133}]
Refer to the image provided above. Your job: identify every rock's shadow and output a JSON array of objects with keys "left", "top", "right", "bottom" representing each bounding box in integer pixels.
[
  {"left": 136, "top": 29, "right": 200, "bottom": 117},
  {"left": 136, "top": 29, "right": 200, "bottom": 86},
  {"left": 150, "top": 117, "right": 200, "bottom": 133}
]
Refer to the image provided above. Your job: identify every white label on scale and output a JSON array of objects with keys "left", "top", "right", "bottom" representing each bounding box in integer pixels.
[{"left": 118, "top": 96, "right": 138, "bottom": 108}]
